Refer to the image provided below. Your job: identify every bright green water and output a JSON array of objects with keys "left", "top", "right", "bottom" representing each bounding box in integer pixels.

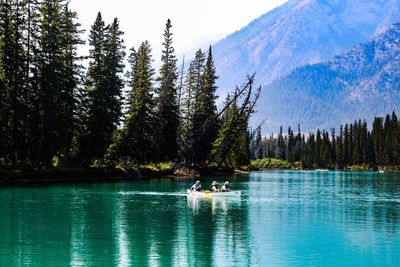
[{"left": 0, "top": 170, "right": 399, "bottom": 266}]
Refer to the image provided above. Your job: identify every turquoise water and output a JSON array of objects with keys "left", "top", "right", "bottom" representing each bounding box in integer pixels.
[{"left": 0, "top": 170, "right": 399, "bottom": 266}]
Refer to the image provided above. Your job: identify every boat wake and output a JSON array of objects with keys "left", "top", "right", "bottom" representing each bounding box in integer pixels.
[{"left": 118, "top": 191, "right": 187, "bottom": 197}]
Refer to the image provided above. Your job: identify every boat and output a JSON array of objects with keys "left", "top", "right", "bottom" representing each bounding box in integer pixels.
[{"left": 187, "top": 189, "right": 241, "bottom": 198}]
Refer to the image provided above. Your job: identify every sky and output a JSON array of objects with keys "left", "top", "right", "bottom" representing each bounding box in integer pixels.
[{"left": 69, "top": 0, "right": 288, "bottom": 66}]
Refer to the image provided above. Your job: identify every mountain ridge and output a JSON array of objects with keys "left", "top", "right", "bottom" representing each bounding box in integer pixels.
[
  {"left": 258, "top": 21, "right": 400, "bottom": 132},
  {"left": 212, "top": 0, "right": 400, "bottom": 93}
]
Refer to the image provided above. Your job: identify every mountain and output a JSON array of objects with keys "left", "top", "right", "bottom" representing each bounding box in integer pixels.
[
  {"left": 258, "top": 22, "right": 400, "bottom": 132},
  {"left": 213, "top": 0, "right": 400, "bottom": 93}
]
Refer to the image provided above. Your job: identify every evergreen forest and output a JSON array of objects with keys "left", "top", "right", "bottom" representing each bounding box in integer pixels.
[
  {"left": 0, "top": 1, "right": 258, "bottom": 173},
  {"left": 250, "top": 112, "right": 400, "bottom": 170}
]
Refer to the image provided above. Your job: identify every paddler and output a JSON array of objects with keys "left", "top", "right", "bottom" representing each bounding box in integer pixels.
[
  {"left": 220, "top": 181, "right": 231, "bottom": 192},
  {"left": 209, "top": 181, "right": 219, "bottom": 192},
  {"left": 190, "top": 180, "right": 202, "bottom": 192}
]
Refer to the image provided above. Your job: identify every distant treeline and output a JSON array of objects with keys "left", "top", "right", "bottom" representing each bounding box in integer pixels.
[
  {"left": 0, "top": 1, "right": 258, "bottom": 170},
  {"left": 250, "top": 112, "right": 400, "bottom": 169}
]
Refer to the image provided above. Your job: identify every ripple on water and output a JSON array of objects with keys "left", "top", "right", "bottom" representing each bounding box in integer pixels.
[{"left": 0, "top": 171, "right": 399, "bottom": 266}]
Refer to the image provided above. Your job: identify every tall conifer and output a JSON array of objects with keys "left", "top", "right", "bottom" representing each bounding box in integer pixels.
[
  {"left": 78, "top": 13, "right": 124, "bottom": 165},
  {"left": 115, "top": 41, "right": 155, "bottom": 163},
  {"left": 190, "top": 46, "right": 218, "bottom": 164},
  {"left": 154, "top": 19, "right": 179, "bottom": 162}
]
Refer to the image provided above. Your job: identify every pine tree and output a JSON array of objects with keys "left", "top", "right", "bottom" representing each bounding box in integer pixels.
[
  {"left": 365, "top": 131, "right": 375, "bottom": 165},
  {"left": 154, "top": 19, "right": 179, "bottom": 162},
  {"left": 181, "top": 59, "right": 197, "bottom": 120},
  {"left": 307, "top": 134, "right": 316, "bottom": 167},
  {"left": 336, "top": 125, "right": 343, "bottom": 166},
  {"left": 31, "top": 0, "right": 82, "bottom": 165},
  {"left": 36, "top": 0, "right": 63, "bottom": 164},
  {"left": 348, "top": 122, "right": 354, "bottom": 166},
  {"left": 330, "top": 128, "right": 337, "bottom": 165},
  {"left": 360, "top": 121, "right": 369, "bottom": 164},
  {"left": 22, "top": 0, "right": 42, "bottom": 165},
  {"left": 179, "top": 56, "right": 199, "bottom": 162},
  {"left": 257, "top": 113, "right": 400, "bottom": 169},
  {"left": 392, "top": 112, "right": 400, "bottom": 165},
  {"left": 0, "top": 0, "right": 26, "bottom": 165},
  {"left": 0, "top": 63, "right": 8, "bottom": 163},
  {"left": 322, "top": 131, "right": 331, "bottom": 167},
  {"left": 383, "top": 114, "right": 391, "bottom": 165},
  {"left": 103, "top": 17, "right": 125, "bottom": 125},
  {"left": 315, "top": 129, "right": 322, "bottom": 167},
  {"left": 344, "top": 124, "right": 349, "bottom": 165},
  {"left": 177, "top": 55, "right": 185, "bottom": 110},
  {"left": 276, "top": 126, "right": 285, "bottom": 160},
  {"left": 300, "top": 134, "right": 308, "bottom": 167},
  {"left": 78, "top": 13, "right": 124, "bottom": 165},
  {"left": 293, "top": 125, "right": 302, "bottom": 162},
  {"left": 0, "top": 0, "right": 13, "bottom": 163},
  {"left": 265, "top": 134, "right": 276, "bottom": 158},
  {"left": 58, "top": 4, "right": 84, "bottom": 163},
  {"left": 255, "top": 127, "right": 263, "bottom": 159},
  {"left": 200, "top": 46, "right": 218, "bottom": 118},
  {"left": 390, "top": 112, "right": 399, "bottom": 165},
  {"left": 190, "top": 47, "right": 218, "bottom": 164},
  {"left": 113, "top": 41, "right": 155, "bottom": 164},
  {"left": 286, "top": 127, "right": 294, "bottom": 163},
  {"left": 371, "top": 117, "right": 384, "bottom": 164}
]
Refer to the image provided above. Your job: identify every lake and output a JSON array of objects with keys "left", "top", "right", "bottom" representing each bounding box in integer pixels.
[{"left": 0, "top": 170, "right": 399, "bottom": 266}]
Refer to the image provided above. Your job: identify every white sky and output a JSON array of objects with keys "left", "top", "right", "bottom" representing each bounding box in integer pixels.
[{"left": 69, "top": 0, "right": 288, "bottom": 66}]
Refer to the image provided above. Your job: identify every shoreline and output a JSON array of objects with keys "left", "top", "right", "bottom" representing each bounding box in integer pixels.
[
  {"left": 253, "top": 166, "right": 400, "bottom": 173},
  {"left": 0, "top": 167, "right": 133, "bottom": 186},
  {"left": 0, "top": 165, "right": 235, "bottom": 186},
  {"left": 1, "top": 164, "right": 399, "bottom": 186},
  {"left": 250, "top": 158, "right": 400, "bottom": 173},
  {"left": 253, "top": 168, "right": 400, "bottom": 173}
]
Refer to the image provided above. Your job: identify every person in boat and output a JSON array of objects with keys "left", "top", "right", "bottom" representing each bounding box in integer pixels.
[
  {"left": 209, "top": 181, "right": 219, "bottom": 192},
  {"left": 190, "top": 180, "right": 202, "bottom": 192},
  {"left": 220, "top": 181, "right": 231, "bottom": 192}
]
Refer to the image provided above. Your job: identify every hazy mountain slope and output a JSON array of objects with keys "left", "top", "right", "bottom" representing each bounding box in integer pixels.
[
  {"left": 213, "top": 0, "right": 400, "bottom": 92},
  {"left": 259, "top": 22, "right": 400, "bottom": 132}
]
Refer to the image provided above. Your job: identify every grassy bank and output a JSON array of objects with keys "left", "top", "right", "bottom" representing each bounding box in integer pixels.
[
  {"left": 4, "top": 160, "right": 396, "bottom": 185},
  {"left": 251, "top": 158, "right": 302, "bottom": 170},
  {"left": 250, "top": 158, "right": 400, "bottom": 172},
  {"left": 138, "top": 162, "right": 174, "bottom": 177},
  {"left": 344, "top": 165, "right": 400, "bottom": 172}
]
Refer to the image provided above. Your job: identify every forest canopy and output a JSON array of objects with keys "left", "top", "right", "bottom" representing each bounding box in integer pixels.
[
  {"left": 250, "top": 112, "right": 400, "bottom": 169},
  {"left": 0, "top": 1, "right": 259, "bottom": 171}
]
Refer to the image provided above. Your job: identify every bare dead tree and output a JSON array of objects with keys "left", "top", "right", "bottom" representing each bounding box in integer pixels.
[{"left": 181, "top": 74, "right": 256, "bottom": 162}]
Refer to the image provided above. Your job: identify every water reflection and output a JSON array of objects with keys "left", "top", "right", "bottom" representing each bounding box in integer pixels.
[
  {"left": 70, "top": 188, "right": 86, "bottom": 266},
  {"left": 246, "top": 171, "right": 400, "bottom": 266},
  {"left": 0, "top": 171, "right": 399, "bottom": 266},
  {"left": 115, "top": 194, "right": 130, "bottom": 267},
  {"left": 185, "top": 194, "right": 249, "bottom": 267}
]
